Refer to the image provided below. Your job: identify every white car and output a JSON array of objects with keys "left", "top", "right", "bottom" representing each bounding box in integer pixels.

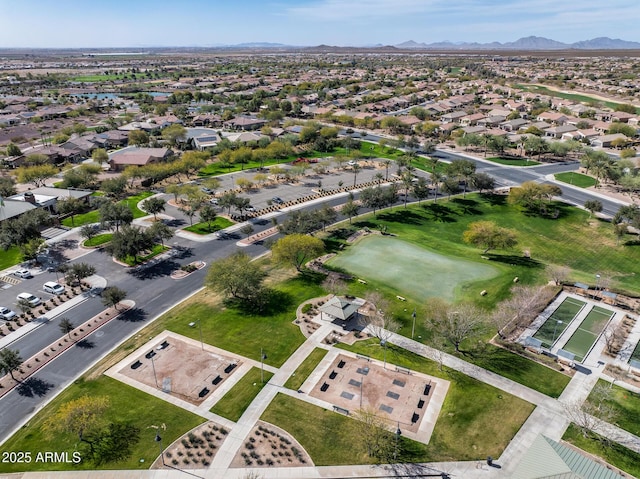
[
  {"left": 16, "top": 292, "right": 41, "bottom": 307},
  {"left": 0, "top": 307, "right": 16, "bottom": 320},
  {"left": 13, "top": 268, "right": 32, "bottom": 279},
  {"left": 43, "top": 281, "right": 65, "bottom": 295}
]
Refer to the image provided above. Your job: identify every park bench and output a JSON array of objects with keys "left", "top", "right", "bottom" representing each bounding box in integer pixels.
[
  {"left": 212, "top": 375, "right": 222, "bottom": 385},
  {"left": 320, "top": 382, "right": 330, "bottom": 392},
  {"left": 145, "top": 351, "right": 156, "bottom": 359},
  {"left": 423, "top": 383, "right": 432, "bottom": 396},
  {"left": 337, "top": 360, "right": 346, "bottom": 368},
  {"left": 411, "top": 412, "right": 420, "bottom": 424},
  {"left": 333, "top": 406, "right": 349, "bottom": 415},
  {"left": 417, "top": 399, "right": 425, "bottom": 409},
  {"left": 131, "top": 360, "right": 142, "bottom": 370},
  {"left": 329, "top": 370, "right": 337, "bottom": 380},
  {"left": 224, "top": 363, "right": 237, "bottom": 374},
  {"left": 198, "top": 387, "right": 210, "bottom": 398}
]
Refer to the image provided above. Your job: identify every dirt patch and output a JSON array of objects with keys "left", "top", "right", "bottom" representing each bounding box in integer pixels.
[
  {"left": 230, "top": 420, "right": 313, "bottom": 468},
  {"left": 118, "top": 335, "right": 241, "bottom": 405}
]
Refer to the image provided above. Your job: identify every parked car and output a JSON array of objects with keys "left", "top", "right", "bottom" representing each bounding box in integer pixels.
[
  {"left": 209, "top": 198, "right": 219, "bottom": 205},
  {"left": 245, "top": 205, "right": 256, "bottom": 212},
  {"left": 13, "top": 268, "right": 32, "bottom": 279},
  {"left": 43, "top": 281, "right": 65, "bottom": 295},
  {"left": 201, "top": 187, "right": 214, "bottom": 194},
  {"left": 272, "top": 196, "right": 284, "bottom": 205},
  {"left": 347, "top": 160, "right": 358, "bottom": 166},
  {"left": 16, "top": 292, "right": 41, "bottom": 307},
  {"left": 0, "top": 307, "right": 16, "bottom": 321}
]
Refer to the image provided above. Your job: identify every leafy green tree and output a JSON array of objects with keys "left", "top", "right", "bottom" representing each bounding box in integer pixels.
[
  {"left": 147, "top": 221, "right": 173, "bottom": 247},
  {"left": 128, "top": 130, "right": 149, "bottom": 146},
  {"left": 91, "top": 422, "right": 140, "bottom": 466},
  {"left": 613, "top": 204, "right": 640, "bottom": 230},
  {"left": 340, "top": 199, "right": 360, "bottom": 224},
  {"left": 80, "top": 225, "right": 99, "bottom": 244},
  {"left": 6, "top": 143, "right": 22, "bottom": 157},
  {"left": 240, "top": 224, "right": 254, "bottom": 238},
  {"left": 278, "top": 210, "right": 322, "bottom": 234},
  {"left": 101, "top": 286, "right": 127, "bottom": 310},
  {"left": 440, "top": 177, "right": 461, "bottom": 199},
  {"left": 99, "top": 201, "right": 133, "bottom": 232},
  {"left": 445, "top": 159, "right": 476, "bottom": 197},
  {"left": 0, "top": 177, "right": 17, "bottom": 197},
  {"left": 316, "top": 204, "right": 337, "bottom": 231},
  {"left": 16, "top": 164, "right": 58, "bottom": 187},
  {"left": 463, "top": 221, "right": 518, "bottom": 254},
  {"left": 141, "top": 197, "right": 165, "bottom": 220},
  {"left": 218, "top": 191, "right": 238, "bottom": 215},
  {"left": 0, "top": 348, "right": 23, "bottom": 381},
  {"left": 205, "top": 251, "right": 266, "bottom": 302},
  {"left": 508, "top": 181, "right": 562, "bottom": 215},
  {"left": 470, "top": 172, "right": 496, "bottom": 193},
  {"left": 199, "top": 205, "right": 218, "bottom": 232},
  {"left": 100, "top": 176, "right": 127, "bottom": 199},
  {"left": 161, "top": 124, "right": 187, "bottom": 147},
  {"left": 0, "top": 208, "right": 51, "bottom": 251},
  {"left": 66, "top": 262, "right": 96, "bottom": 286},
  {"left": 271, "top": 234, "right": 325, "bottom": 272},
  {"left": 584, "top": 200, "right": 603, "bottom": 219},
  {"left": 43, "top": 395, "right": 110, "bottom": 442},
  {"left": 56, "top": 197, "right": 84, "bottom": 226},
  {"left": 92, "top": 148, "right": 109, "bottom": 165},
  {"left": 614, "top": 103, "right": 638, "bottom": 114},
  {"left": 107, "top": 225, "right": 154, "bottom": 263}
]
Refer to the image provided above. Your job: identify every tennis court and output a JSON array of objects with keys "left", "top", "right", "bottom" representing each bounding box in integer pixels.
[
  {"left": 562, "top": 305, "right": 614, "bottom": 361},
  {"left": 533, "top": 297, "right": 586, "bottom": 347}
]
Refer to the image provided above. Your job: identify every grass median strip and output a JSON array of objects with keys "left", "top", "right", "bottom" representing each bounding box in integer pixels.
[{"left": 284, "top": 348, "right": 328, "bottom": 391}]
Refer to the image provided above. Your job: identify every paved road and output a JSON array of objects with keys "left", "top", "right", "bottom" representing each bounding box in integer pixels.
[{"left": 0, "top": 148, "right": 629, "bottom": 444}]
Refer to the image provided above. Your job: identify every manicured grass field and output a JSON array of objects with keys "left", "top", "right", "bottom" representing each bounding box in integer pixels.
[
  {"left": 515, "top": 84, "right": 636, "bottom": 112},
  {"left": 122, "top": 191, "right": 154, "bottom": 218},
  {"left": 284, "top": 348, "right": 328, "bottom": 391},
  {"left": 554, "top": 172, "right": 598, "bottom": 188},
  {"left": 562, "top": 306, "right": 613, "bottom": 361},
  {"left": 0, "top": 376, "right": 205, "bottom": 472},
  {"left": 210, "top": 367, "right": 273, "bottom": 422},
  {"left": 183, "top": 217, "right": 234, "bottom": 235},
  {"left": 0, "top": 245, "right": 23, "bottom": 270},
  {"left": 83, "top": 233, "right": 113, "bottom": 247},
  {"left": 563, "top": 424, "right": 640, "bottom": 478},
  {"left": 261, "top": 393, "right": 431, "bottom": 465},
  {"left": 327, "top": 235, "right": 499, "bottom": 303},
  {"left": 119, "top": 244, "right": 169, "bottom": 266},
  {"left": 486, "top": 157, "right": 540, "bottom": 166},
  {"left": 533, "top": 298, "right": 586, "bottom": 347},
  {"left": 165, "top": 273, "right": 324, "bottom": 367}
]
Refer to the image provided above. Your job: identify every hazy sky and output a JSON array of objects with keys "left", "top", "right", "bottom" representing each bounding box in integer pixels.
[{"left": 1, "top": 0, "right": 638, "bottom": 48}]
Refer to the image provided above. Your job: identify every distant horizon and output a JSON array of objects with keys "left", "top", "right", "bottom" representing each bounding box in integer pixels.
[{"left": 0, "top": 0, "right": 639, "bottom": 49}]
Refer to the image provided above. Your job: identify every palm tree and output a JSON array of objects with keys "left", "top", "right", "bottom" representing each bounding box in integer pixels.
[
  {"left": 59, "top": 317, "right": 74, "bottom": 340},
  {"left": 383, "top": 159, "right": 392, "bottom": 181},
  {"left": 352, "top": 163, "right": 361, "bottom": 187}
]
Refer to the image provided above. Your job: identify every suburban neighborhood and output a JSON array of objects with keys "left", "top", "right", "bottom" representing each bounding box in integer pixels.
[{"left": 1, "top": 34, "right": 640, "bottom": 479}]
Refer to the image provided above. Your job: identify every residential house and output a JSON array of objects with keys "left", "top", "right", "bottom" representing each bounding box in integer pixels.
[
  {"left": 591, "top": 133, "right": 629, "bottom": 148},
  {"left": 544, "top": 124, "right": 578, "bottom": 139},
  {"left": 108, "top": 147, "right": 172, "bottom": 171},
  {"left": 224, "top": 116, "right": 266, "bottom": 131}
]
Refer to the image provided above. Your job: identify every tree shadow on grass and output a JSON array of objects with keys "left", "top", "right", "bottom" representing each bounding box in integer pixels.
[
  {"left": 16, "top": 377, "right": 54, "bottom": 397},
  {"left": 117, "top": 307, "right": 147, "bottom": 323},
  {"left": 485, "top": 254, "right": 542, "bottom": 268},
  {"left": 226, "top": 288, "right": 295, "bottom": 317},
  {"left": 378, "top": 210, "right": 424, "bottom": 225},
  {"left": 481, "top": 193, "right": 507, "bottom": 207},
  {"left": 451, "top": 197, "right": 482, "bottom": 215},
  {"left": 421, "top": 203, "right": 456, "bottom": 223}
]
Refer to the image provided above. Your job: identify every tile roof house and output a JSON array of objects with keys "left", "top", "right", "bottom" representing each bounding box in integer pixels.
[{"left": 108, "top": 147, "right": 172, "bottom": 171}]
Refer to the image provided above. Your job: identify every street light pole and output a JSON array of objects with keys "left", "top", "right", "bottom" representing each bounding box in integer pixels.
[
  {"left": 150, "top": 354, "right": 159, "bottom": 388},
  {"left": 197, "top": 318, "right": 204, "bottom": 350},
  {"left": 381, "top": 339, "right": 387, "bottom": 369},
  {"left": 595, "top": 274, "right": 601, "bottom": 300},
  {"left": 260, "top": 348, "right": 267, "bottom": 384},
  {"left": 394, "top": 422, "right": 402, "bottom": 461},
  {"left": 155, "top": 433, "right": 165, "bottom": 466},
  {"left": 411, "top": 308, "right": 416, "bottom": 339}
]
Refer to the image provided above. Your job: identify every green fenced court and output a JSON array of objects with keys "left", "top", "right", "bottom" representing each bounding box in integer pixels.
[
  {"left": 327, "top": 235, "right": 499, "bottom": 302},
  {"left": 562, "top": 305, "right": 614, "bottom": 361},
  {"left": 533, "top": 297, "right": 586, "bottom": 347}
]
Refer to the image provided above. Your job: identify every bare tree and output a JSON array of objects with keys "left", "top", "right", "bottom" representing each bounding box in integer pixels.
[
  {"left": 546, "top": 264, "right": 571, "bottom": 286},
  {"left": 603, "top": 324, "right": 625, "bottom": 356},
  {"left": 492, "top": 285, "right": 556, "bottom": 338},
  {"left": 352, "top": 408, "right": 396, "bottom": 462},
  {"left": 322, "top": 274, "right": 347, "bottom": 297},
  {"left": 564, "top": 384, "right": 617, "bottom": 440},
  {"left": 427, "top": 301, "right": 486, "bottom": 354}
]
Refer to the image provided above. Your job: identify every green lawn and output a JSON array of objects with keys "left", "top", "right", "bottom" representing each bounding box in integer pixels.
[
  {"left": 514, "top": 84, "right": 637, "bottom": 112},
  {"left": 83, "top": 233, "right": 113, "bottom": 247},
  {"left": 210, "top": 367, "right": 273, "bottom": 422},
  {"left": 486, "top": 157, "right": 540, "bottom": 166},
  {"left": 0, "top": 245, "right": 23, "bottom": 270},
  {"left": 338, "top": 340, "right": 535, "bottom": 461},
  {"left": 183, "top": 217, "right": 234, "bottom": 235},
  {"left": 466, "top": 344, "right": 570, "bottom": 398},
  {"left": 554, "top": 172, "right": 598, "bottom": 188},
  {"left": 0, "top": 376, "right": 205, "bottom": 472},
  {"left": 261, "top": 393, "right": 431, "bottom": 465},
  {"left": 410, "top": 155, "right": 450, "bottom": 174},
  {"left": 165, "top": 273, "right": 324, "bottom": 367},
  {"left": 588, "top": 380, "right": 640, "bottom": 437},
  {"left": 61, "top": 192, "right": 154, "bottom": 227},
  {"left": 284, "top": 348, "right": 328, "bottom": 390},
  {"left": 71, "top": 73, "right": 148, "bottom": 82},
  {"left": 563, "top": 424, "right": 640, "bottom": 478}
]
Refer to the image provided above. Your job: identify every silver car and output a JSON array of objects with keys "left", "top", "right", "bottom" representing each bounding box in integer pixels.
[{"left": 0, "top": 307, "right": 16, "bottom": 320}]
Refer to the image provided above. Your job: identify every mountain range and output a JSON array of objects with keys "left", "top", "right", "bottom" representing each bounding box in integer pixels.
[{"left": 394, "top": 36, "right": 640, "bottom": 50}]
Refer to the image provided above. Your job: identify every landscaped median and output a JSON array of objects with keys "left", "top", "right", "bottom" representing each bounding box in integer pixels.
[{"left": 0, "top": 300, "right": 134, "bottom": 399}]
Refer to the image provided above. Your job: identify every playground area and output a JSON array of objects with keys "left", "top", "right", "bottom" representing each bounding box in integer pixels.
[
  {"left": 308, "top": 354, "right": 447, "bottom": 440},
  {"left": 327, "top": 235, "right": 498, "bottom": 302},
  {"left": 115, "top": 333, "right": 242, "bottom": 405}
]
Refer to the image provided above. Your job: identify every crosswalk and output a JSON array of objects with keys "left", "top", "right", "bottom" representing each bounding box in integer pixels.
[{"left": 40, "top": 226, "right": 70, "bottom": 239}]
